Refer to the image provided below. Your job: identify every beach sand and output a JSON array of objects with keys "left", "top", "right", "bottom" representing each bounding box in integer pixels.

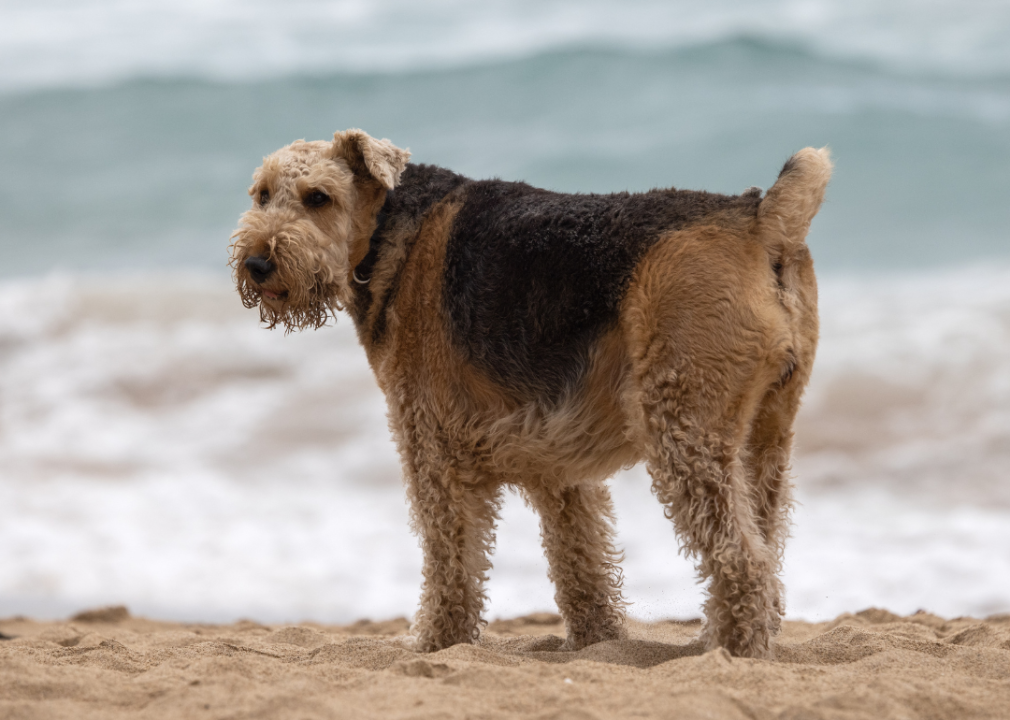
[{"left": 2, "top": 607, "right": 1009, "bottom": 719}]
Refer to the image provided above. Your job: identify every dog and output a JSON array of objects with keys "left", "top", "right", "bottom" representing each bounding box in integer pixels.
[{"left": 230, "top": 129, "right": 829, "bottom": 658}]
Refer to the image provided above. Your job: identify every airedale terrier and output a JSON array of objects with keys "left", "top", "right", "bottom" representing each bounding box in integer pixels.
[{"left": 230, "top": 129, "right": 830, "bottom": 658}]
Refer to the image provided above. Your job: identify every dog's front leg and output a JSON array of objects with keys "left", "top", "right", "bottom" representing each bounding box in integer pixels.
[
  {"left": 403, "top": 437, "right": 501, "bottom": 652},
  {"left": 525, "top": 481, "right": 626, "bottom": 650}
]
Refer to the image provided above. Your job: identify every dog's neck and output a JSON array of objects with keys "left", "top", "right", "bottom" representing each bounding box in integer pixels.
[
  {"left": 347, "top": 163, "right": 472, "bottom": 350},
  {"left": 351, "top": 190, "right": 394, "bottom": 286},
  {"left": 347, "top": 188, "right": 401, "bottom": 349}
]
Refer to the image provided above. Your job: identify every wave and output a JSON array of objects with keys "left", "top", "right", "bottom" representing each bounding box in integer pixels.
[
  {"left": 0, "top": 267, "right": 1009, "bottom": 621},
  {"left": 3, "top": 266, "right": 1006, "bottom": 504},
  {"left": 2, "top": 0, "right": 1010, "bottom": 93}
]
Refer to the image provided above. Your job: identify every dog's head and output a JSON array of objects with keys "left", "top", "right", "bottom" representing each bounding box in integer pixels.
[{"left": 230, "top": 129, "right": 410, "bottom": 330}]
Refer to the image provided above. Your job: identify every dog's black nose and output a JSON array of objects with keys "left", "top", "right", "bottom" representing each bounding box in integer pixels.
[{"left": 244, "top": 255, "right": 275, "bottom": 284}]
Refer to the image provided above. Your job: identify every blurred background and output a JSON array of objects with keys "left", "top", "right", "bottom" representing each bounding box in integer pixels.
[{"left": 1, "top": 0, "right": 1008, "bottom": 624}]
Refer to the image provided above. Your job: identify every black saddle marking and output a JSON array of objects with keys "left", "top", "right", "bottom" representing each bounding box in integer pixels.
[{"left": 443, "top": 179, "right": 756, "bottom": 400}]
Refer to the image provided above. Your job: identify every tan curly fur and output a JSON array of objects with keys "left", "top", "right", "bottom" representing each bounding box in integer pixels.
[{"left": 230, "top": 130, "right": 830, "bottom": 658}]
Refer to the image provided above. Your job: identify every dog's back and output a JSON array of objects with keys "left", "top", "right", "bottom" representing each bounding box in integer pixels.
[
  {"left": 442, "top": 180, "right": 765, "bottom": 400},
  {"left": 432, "top": 149, "right": 830, "bottom": 405}
]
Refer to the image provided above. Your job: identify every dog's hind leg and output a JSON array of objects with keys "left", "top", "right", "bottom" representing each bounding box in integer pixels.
[
  {"left": 732, "top": 382, "right": 802, "bottom": 629},
  {"left": 742, "top": 308, "right": 817, "bottom": 619},
  {"left": 525, "top": 481, "right": 626, "bottom": 650},
  {"left": 745, "top": 381, "right": 803, "bottom": 570},
  {"left": 398, "top": 405, "right": 502, "bottom": 652},
  {"left": 637, "top": 359, "right": 782, "bottom": 659}
]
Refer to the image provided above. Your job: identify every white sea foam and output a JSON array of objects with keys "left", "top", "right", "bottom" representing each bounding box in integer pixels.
[
  {"left": 1, "top": 266, "right": 1008, "bottom": 623},
  {"left": 1, "top": 0, "right": 1008, "bottom": 92}
]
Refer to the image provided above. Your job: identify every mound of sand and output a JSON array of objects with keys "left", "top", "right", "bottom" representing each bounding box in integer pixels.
[{"left": 2, "top": 607, "right": 1009, "bottom": 719}]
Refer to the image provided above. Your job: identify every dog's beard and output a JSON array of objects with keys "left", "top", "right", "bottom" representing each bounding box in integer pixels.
[
  {"left": 236, "top": 271, "right": 339, "bottom": 331},
  {"left": 230, "top": 220, "right": 351, "bottom": 332}
]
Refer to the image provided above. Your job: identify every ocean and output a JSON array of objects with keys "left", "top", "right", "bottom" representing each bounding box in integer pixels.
[{"left": 0, "top": 0, "right": 1008, "bottom": 624}]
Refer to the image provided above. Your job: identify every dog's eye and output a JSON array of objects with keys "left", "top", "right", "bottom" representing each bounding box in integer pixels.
[
  {"left": 303, "top": 190, "right": 331, "bottom": 209},
  {"left": 258, "top": 189, "right": 269, "bottom": 206}
]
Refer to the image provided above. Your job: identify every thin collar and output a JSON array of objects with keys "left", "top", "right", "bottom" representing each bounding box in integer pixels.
[{"left": 352, "top": 191, "right": 394, "bottom": 285}]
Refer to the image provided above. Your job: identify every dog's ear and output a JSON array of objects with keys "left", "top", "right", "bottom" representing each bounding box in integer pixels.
[{"left": 332, "top": 129, "right": 411, "bottom": 190}]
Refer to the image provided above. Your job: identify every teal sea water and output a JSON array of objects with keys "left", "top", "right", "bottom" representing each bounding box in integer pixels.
[{"left": 1, "top": 36, "right": 1008, "bottom": 275}]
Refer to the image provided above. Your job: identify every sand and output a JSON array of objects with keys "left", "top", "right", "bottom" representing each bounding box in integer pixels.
[{"left": 2, "top": 607, "right": 1009, "bottom": 719}]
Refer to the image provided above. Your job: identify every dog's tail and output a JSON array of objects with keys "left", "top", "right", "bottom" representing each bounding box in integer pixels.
[{"left": 756, "top": 147, "right": 832, "bottom": 256}]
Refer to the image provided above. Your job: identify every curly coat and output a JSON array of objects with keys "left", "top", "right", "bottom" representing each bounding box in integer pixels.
[{"left": 230, "top": 130, "right": 830, "bottom": 658}]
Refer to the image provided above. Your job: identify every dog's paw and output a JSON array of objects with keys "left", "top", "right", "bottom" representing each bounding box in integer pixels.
[
  {"left": 560, "top": 623, "right": 626, "bottom": 651},
  {"left": 700, "top": 620, "right": 774, "bottom": 659},
  {"left": 388, "top": 634, "right": 419, "bottom": 651}
]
